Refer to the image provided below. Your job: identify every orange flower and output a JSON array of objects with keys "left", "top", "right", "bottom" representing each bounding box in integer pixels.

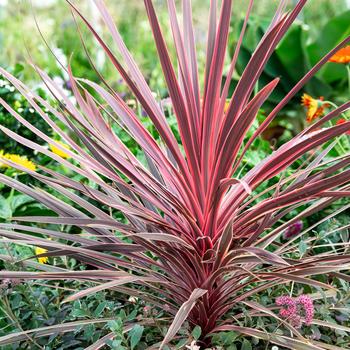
[
  {"left": 224, "top": 100, "right": 230, "bottom": 114},
  {"left": 301, "top": 93, "right": 328, "bottom": 123},
  {"left": 336, "top": 119, "right": 350, "bottom": 135},
  {"left": 329, "top": 45, "right": 350, "bottom": 64}
]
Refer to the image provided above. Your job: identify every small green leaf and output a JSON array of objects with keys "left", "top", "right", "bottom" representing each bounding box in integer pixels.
[
  {"left": 227, "top": 345, "right": 237, "bottom": 350},
  {"left": 126, "top": 308, "right": 138, "bottom": 322},
  {"left": 118, "top": 309, "right": 127, "bottom": 320},
  {"left": 94, "top": 301, "right": 107, "bottom": 317},
  {"left": 84, "top": 324, "right": 95, "bottom": 341},
  {"left": 176, "top": 338, "right": 188, "bottom": 348},
  {"left": 241, "top": 339, "right": 252, "bottom": 350},
  {"left": 107, "top": 339, "right": 123, "bottom": 349},
  {"left": 299, "top": 240, "right": 308, "bottom": 256},
  {"left": 191, "top": 326, "right": 202, "bottom": 340},
  {"left": 222, "top": 331, "right": 238, "bottom": 345},
  {"left": 10, "top": 194, "right": 33, "bottom": 211},
  {"left": 129, "top": 324, "right": 144, "bottom": 350},
  {"left": 71, "top": 308, "right": 89, "bottom": 318},
  {"left": 11, "top": 294, "right": 22, "bottom": 309},
  {"left": 0, "top": 195, "right": 12, "bottom": 219}
]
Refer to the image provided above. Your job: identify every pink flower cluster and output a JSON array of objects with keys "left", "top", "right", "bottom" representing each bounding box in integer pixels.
[{"left": 276, "top": 294, "right": 314, "bottom": 328}]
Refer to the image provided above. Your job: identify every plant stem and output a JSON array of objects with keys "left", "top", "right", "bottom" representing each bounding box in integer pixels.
[
  {"left": 25, "top": 284, "right": 50, "bottom": 320},
  {"left": 1, "top": 296, "right": 45, "bottom": 350},
  {"left": 323, "top": 101, "right": 348, "bottom": 155},
  {"left": 324, "top": 101, "right": 348, "bottom": 120},
  {"left": 3, "top": 242, "right": 49, "bottom": 320}
]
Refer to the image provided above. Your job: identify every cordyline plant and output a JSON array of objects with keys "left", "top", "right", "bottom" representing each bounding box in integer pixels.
[{"left": 0, "top": 0, "right": 350, "bottom": 348}]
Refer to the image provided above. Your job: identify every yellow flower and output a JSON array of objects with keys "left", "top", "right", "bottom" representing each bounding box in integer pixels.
[
  {"left": 329, "top": 45, "right": 350, "bottom": 64},
  {"left": 224, "top": 100, "right": 230, "bottom": 114},
  {"left": 0, "top": 150, "right": 5, "bottom": 167},
  {"left": 35, "top": 247, "right": 48, "bottom": 264},
  {"left": 301, "top": 93, "right": 329, "bottom": 123},
  {"left": 49, "top": 140, "right": 71, "bottom": 159},
  {"left": 0, "top": 152, "right": 36, "bottom": 171}
]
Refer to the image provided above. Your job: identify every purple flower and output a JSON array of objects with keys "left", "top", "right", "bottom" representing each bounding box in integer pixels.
[
  {"left": 283, "top": 220, "right": 303, "bottom": 239},
  {"left": 335, "top": 314, "right": 347, "bottom": 322},
  {"left": 161, "top": 97, "right": 172, "bottom": 110},
  {"left": 64, "top": 80, "right": 72, "bottom": 91}
]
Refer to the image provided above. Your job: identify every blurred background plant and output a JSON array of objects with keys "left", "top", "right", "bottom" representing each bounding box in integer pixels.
[
  {"left": 1, "top": 0, "right": 349, "bottom": 146},
  {"left": 228, "top": 1, "right": 350, "bottom": 142},
  {"left": 0, "top": 64, "right": 52, "bottom": 156}
]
